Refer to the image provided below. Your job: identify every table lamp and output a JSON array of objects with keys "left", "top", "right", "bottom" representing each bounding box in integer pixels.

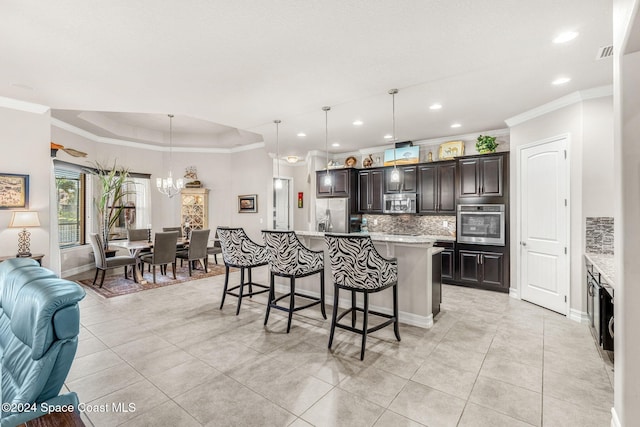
[{"left": 9, "top": 211, "right": 40, "bottom": 257}]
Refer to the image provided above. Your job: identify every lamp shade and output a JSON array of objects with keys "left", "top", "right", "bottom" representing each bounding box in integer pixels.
[{"left": 9, "top": 211, "right": 40, "bottom": 228}]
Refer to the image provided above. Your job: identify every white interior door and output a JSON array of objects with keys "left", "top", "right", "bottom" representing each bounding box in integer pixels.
[
  {"left": 273, "top": 178, "right": 290, "bottom": 230},
  {"left": 519, "top": 136, "right": 568, "bottom": 314}
]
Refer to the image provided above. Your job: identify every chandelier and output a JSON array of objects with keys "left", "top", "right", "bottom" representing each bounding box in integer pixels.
[
  {"left": 389, "top": 89, "right": 400, "bottom": 183},
  {"left": 156, "top": 114, "right": 184, "bottom": 198}
]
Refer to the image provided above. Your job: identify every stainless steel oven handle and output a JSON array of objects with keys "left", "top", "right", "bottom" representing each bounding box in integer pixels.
[{"left": 608, "top": 316, "right": 614, "bottom": 338}]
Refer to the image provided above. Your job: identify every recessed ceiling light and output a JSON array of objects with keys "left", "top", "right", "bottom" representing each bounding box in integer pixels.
[
  {"left": 450, "top": 123, "right": 461, "bottom": 128},
  {"left": 384, "top": 134, "right": 393, "bottom": 139},
  {"left": 552, "top": 77, "right": 571, "bottom": 85},
  {"left": 429, "top": 103, "right": 442, "bottom": 110},
  {"left": 297, "top": 132, "right": 306, "bottom": 137},
  {"left": 332, "top": 142, "right": 340, "bottom": 147},
  {"left": 352, "top": 120, "right": 363, "bottom": 126},
  {"left": 553, "top": 31, "right": 579, "bottom": 44},
  {"left": 286, "top": 156, "right": 299, "bottom": 163}
]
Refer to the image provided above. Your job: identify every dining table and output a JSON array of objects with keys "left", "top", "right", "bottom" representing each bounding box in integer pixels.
[{"left": 110, "top": 238, "right": 189, "bottom": 284}]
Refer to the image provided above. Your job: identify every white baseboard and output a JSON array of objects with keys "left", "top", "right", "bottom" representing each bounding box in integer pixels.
[
  {"left": 62, "top": 264, "right": 94, "bottom": 279},
  {"left": 611, "top": 407, "right": 620, "bottom": 427},
  {"left": 569, "top": 308, "right": 590, "bottom": 324},
  {"left": 273, "top": 282, "right": 433, "bottom": 329},
  {"left": 509, "top": 287, "right": 520, "bottom": 299}
]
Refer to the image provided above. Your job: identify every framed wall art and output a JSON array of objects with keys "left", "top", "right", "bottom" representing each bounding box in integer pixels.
[
  {"left": 238, "top": 194, "right": 258, "bottom": 213},
  {"left": 0, "top": 173, "right": 29, "bottom": 209},
  {"left": 438, "top": 141, "right": 465, "bottom": 160}
]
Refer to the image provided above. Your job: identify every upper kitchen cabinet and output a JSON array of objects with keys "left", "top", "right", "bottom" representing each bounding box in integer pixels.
[
  {"left": 316, "top": 168, "right": 356, "bottom": 198},
  {"left": 458, "top": 153, "right": 508, "bottom": 201},
  {"left": 418, "top": 161, "right": 456, "bottom": 214},
  {"left": 358, "top": 168, "right": 384, "bottom": 213},
  {"left": 384, "top": 165, "right": 417, "bottom": 194}
]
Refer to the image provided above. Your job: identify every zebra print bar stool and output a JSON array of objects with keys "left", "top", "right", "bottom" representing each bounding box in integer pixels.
[
  {"left": 262, "top": 230, "right": 326, "bottom": 333},
  {"left": 217, "top": 227, "right": 270, "bottom": 315},
  {"left": 325, "top": 233, "right": 400, "bottom": 360}
]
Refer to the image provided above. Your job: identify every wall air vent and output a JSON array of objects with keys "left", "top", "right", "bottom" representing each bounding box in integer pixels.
[{"left": 596, "top": 45, "right": 613, "bottom": 60}]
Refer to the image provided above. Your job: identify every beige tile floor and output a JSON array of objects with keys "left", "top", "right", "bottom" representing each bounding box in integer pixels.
[{"left": 65, "top": 266, "right": 614, "bottom": 427}]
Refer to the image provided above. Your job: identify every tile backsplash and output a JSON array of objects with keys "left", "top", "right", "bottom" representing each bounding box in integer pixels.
[
  {"left": 586, "top": 217, "right": 614, "bottom": 254},
  {"left": 363, "top": 214, "right": 456, "bottom": 237}
]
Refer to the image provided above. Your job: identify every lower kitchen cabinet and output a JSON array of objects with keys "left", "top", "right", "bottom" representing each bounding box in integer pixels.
[
  {"left": 456, "top": 245, "right": 509, "bottom": 292},
  {"left": 434, "top": 241, "right": 455, "bottom": 282}
]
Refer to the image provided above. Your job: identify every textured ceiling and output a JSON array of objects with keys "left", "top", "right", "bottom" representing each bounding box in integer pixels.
[{"left": 1, "top": 0, "right": 613, "bottom": 159}]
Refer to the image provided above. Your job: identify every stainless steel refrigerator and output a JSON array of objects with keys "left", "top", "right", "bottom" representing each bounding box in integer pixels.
[{"left": 315, "top": 198, "right": 349, "bottom": 233}]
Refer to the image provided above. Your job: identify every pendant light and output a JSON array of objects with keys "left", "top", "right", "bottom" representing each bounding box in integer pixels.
[
  {"left": 156, "top": 114, "right": 184, "bottom": 198},
  {"left": 389, "top": 89, "right": 400, "bottom": 183},
  {"left": 322, "top": 106, "right": 332, "bottom": 186},
  {"left": 274, "top": 119, "right": 283, "bottom": 189}
]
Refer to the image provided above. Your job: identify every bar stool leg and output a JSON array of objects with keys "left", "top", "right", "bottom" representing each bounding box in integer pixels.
[
  {"left": 361, "top": 291, "right": 369, "bottom": 361},
  {"left": 236, "top": 267, "right": 245, "bottom": 315},
  {"left": 393, "top": 284, "right": 401, "bottom": 341},
  {"left": 220, "top": 265, "right": 230, "bottom": 309},
  {"left": 351, "top": 290, "right": 357, "bottom": 328},
  {"left": 286, "top": 277, "right": 295, "bottom": 333},
  {"left": 328, "top": 284, "right": 340, "bottom": 349},
  {"left": 264, "top": 272, "right": 274, "bottom": 326},
  {"left": 248, "top": 267, "right": 253, "bottom": 297},
  {"left": 319, "top": 270, "right": 327, "bottom": 319}
]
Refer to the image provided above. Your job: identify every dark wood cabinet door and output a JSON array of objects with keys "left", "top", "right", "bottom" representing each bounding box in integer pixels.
[
  {"left": 481, "top": 252, "right": 504, "bottom": 287},
  {"left": 438, "top": 163, "right": 456, "bottom": 213},
  {"left": 459, "top": 250, "right": 481, "bottom": 283},
  {"left": 332, "top": 169, "right": 350, "bottom": 196},
  {"left": 369, "top": 169, "right": 384, "bottom": 212},
  {"left": 401, "top": 166, "right": 417, "bottom": 192},
  {"left": 316, "top": 170, "right": 333, "bottom": 196},
  {"left": 459, "top": 159, "right": 480, "bottom": 197},
  {"left": 384, "top": 167, "right": 401, "bottom": 193},
  {"left": 418, "top": 165, "right": 437, "bottom": 213},
  {"left": 441, "top": 248, "right": 454, "bottom": 281},
  {"left": 480, "top": 156, "right": 503, "bottom": 196},
  {"left": 358, "top": 171, "right": 370, "bottom": 212}
]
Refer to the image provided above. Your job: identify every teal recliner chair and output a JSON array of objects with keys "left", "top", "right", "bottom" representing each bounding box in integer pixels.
[{"left": 0, "top": 258, "right": 85, "bottom": 427}]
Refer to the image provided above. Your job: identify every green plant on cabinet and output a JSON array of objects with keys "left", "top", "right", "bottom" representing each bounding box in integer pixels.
[{"left": 476, "top": 135, "right": 498, "bottom": 154}]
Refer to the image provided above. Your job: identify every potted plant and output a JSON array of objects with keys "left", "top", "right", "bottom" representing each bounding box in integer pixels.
[
  {"left": 476, "top": 135, "right": 498, "bottom": 154},
  {"left": 89, "top": 162, "right": 135, "bottom": 249}
]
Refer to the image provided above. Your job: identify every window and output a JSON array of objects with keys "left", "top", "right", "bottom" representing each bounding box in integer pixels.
[{"left": 55, "top": 168, "right": 86, "bottom": 248}]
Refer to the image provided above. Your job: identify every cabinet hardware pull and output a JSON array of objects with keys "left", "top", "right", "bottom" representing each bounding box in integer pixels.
[
  {"left": 476, "top": 254, "right": 480, "bottom": 264},
  {"left": 608, "top": 316, "right": 614, "bottom": 338},
  {"left": 480, "top": 255, "right": 483, "bottom": 265}
]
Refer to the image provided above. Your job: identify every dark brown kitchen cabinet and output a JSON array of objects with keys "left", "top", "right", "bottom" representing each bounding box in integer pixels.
[
  {"left": 418, "top": 162, "right": 456, "bottom": 214},
  {"left": 434, "top": 241, "right": 455, "bottom": 283},
  {"left": 316, "top": 169, "right": 354, "bottom": 198},
  {"left": 458, "top": 249, "right": 505, "bottom": 290},
  {"left": 459, "top": 154, "right": 503, "bottom": 199},
  {"left": 358, "top": 169, "right": 384, "bottom": 213},
  {"left": 384, "top": 165, "right": 417, "bottom": 193}
]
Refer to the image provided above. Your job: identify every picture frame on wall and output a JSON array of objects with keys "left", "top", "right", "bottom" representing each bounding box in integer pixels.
[
  {"left": 238, "top": 194, "right": 258, "bottom": 213},
  {"left": 0, "top": 173, "right": 29, "bottom": 209}
]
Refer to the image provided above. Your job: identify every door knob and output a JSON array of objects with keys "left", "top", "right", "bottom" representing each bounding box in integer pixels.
[{"left": 521, "top": 242, "right": 527, "bottom": 246}]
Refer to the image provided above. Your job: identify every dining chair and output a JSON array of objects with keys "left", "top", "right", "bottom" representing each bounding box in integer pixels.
[
  {"left": 325, "top": 233, "right": 400, "bottom": 360},
  {"left": 207, "top": 230, "right": 223, "bottom": 264},
  {"left": 217, "top": 227, "right": 269, "bottom": 315},
  {"left": 176, "top": 229, "right": 210, "bottom": 276},
  {"left": 127, "top": 228, "right": 149, "bottom": 241},
  {"left": 88, "top": 233, "right": 138, "bottom": 287},
  {"left": 262, "top": 230, "right": 326, "bottom": 333},
  {"left": 139, "top": 231, "right": 179, "bottom": 283}
]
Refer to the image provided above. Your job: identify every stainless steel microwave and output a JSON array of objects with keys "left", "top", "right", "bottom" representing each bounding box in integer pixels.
[
  {"left": 383, "top": 193, "right": 417, "bottom": 214},
  {"left": 457, "top": 204, "right": 505, "bottom": 246}
]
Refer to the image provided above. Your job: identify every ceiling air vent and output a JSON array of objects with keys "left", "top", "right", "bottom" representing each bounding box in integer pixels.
[{"left": 596, "top": 45, "right": 613, "bottom": 60}]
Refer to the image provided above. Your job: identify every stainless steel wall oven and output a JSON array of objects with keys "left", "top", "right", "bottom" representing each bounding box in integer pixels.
[{"left": 457, "top": 204, "right": 505, "bottom": 246}]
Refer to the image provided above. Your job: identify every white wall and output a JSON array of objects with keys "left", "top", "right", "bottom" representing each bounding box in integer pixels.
[
  {"left": 613, "top": 0, "right": 640, "bottom": 424},
  {"left": 0, "top": 106, "right": 52, "bottom": 268},
  {"left": 508, "top": 96, "right": 615, "bottom": 318}
]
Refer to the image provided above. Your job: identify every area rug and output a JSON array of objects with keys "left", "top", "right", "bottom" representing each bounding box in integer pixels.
[{"left": 77, "top": 263, "right": 230, "bottom": 298}]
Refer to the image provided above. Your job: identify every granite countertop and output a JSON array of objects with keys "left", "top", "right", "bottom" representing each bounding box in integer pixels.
[
  {"left": 584, "top": 253, "right": 616, "bottom": 289},
  {"left": 295, "top": 230, "right": 455, "bottom": 244}
]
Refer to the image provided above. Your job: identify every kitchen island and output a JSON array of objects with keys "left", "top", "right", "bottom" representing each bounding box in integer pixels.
[{"left": 293, "top": 231, "right": 451, "bottom": 328}]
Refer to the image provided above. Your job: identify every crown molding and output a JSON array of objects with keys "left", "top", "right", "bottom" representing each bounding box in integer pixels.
[
  {"left": 505, "top": 85, "right": 613, "bottom": 127},
  {"left": 0, "top": 96, "right": 49, "bottom": 114},
  {"left": 51, "top": 118, "right": 264, "bottom": 153}
]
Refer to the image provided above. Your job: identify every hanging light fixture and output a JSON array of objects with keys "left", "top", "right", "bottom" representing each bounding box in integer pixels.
[
  {"left": 389, "top": 89, "right": 400, "bottom": 183},
  {"left": 156, "top": 114, "right": 184, "bottom": 198},
  {"left": 322, "top": 106, "right": 332, "bottom": 186},
  {"left": 274, "top": 119, "right": 283, "bottom": 189}
]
